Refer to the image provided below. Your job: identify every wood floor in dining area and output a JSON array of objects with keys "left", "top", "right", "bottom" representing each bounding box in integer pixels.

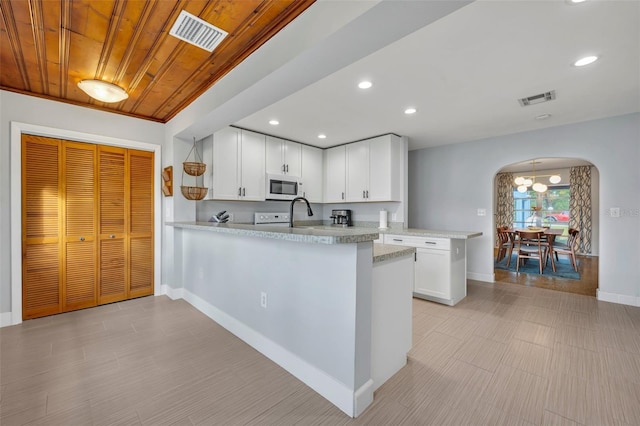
[
  {"left": 495, "top": 253, "right": 599, "bottom": 297},
  {"left": 2, "top": 283, "right": 640, "bottom": 426}
]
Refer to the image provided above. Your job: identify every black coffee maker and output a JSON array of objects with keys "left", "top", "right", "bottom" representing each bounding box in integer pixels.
[{"left": 330, "top": 209, "right": 352, "bottom": 227}]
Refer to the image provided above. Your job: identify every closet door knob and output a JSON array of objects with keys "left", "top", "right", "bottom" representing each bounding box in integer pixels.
[
  {"left": 109, "top": 234, "right": 115, "bottom": 239},
  {"left": 79, "top": 236, "right": 85, "bottom": 241}
]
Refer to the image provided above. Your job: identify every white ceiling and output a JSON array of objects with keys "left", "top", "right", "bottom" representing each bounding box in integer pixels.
[{"left": 232, "top": 0, "right": 640, "bottom": 151}]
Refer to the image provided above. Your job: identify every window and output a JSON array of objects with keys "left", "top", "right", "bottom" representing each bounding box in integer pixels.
[{"left": 513, "top": 185, "right": 570, "bottom": 242}]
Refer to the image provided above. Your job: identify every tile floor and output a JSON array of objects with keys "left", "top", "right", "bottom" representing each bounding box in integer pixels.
[{"left": 1, "top": 280, "right": 639, "bottom": 425}]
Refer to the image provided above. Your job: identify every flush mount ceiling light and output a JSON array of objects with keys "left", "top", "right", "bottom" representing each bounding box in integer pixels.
[
  {"left": 358, "top": 81, "right": 372, "bottom": 89},
  {"left": 77, "top": 80, "right": 128, "bottom": 103},
  {"left": 514, "top": 160, "right": 561, "bottom": 193},
  {"left": 574, "top": 55, "right": 598, "bottom": 67},
  {"left": 317, "top": 134, "right": 327, "bottom": 139},
  {"left": 404, "top": 107, "right": 417, "bottom": 115},
  {"left": 269, "top": 120, "right": 279, "bottom": 125}
]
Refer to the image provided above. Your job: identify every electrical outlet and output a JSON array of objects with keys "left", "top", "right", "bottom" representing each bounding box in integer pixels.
[
  {"left": 391, "top": 213, "right": 397, "bottom": 221},
  {"left": 477, "top": 208, "right": 486, "bottom": 216},
  {"left": 228, "top": 213, "right": 234, "bottom": 222},
  {"left": 610, "top": 207, "right": 620, "bottom": 218},
  {"left": 260, "top": 292, "right": 267, "bottom": 308}
]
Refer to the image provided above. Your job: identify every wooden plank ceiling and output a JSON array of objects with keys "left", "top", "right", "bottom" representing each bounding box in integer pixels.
[{"left": 0, "top": 0, "right": 315, "bottom": 122}]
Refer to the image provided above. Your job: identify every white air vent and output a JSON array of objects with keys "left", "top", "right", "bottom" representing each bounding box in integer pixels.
[
  {"left": 169, "top": 10, "right": 228, "bottom": 52},
  {"left": 518, "top": 90, "right": 556, "bottom": 107}
]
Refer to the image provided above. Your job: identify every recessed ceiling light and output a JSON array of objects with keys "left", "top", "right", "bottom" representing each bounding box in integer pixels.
[
  {"left": 535, "top": 113, "right": 551, "bottom": 120},
  {"left": 269, "top": 120, "right": 279, "bottom": 125},
  {"left": 569, "top": 0, "right": 586, "bottom": 3},
  {"left": 404, "top": 107, "right": 417, "bottom": 115},
  {"left": 574, "top": 55, "right": 598, "bottom": 67},
  {"left": 318, "top": 134, "right": 327, "bottom": 139},
  {"left": 358, "top": 81, "right": 372, "bottom": 89}
]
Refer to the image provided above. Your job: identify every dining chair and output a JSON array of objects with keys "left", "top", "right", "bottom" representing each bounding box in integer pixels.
[
  {"left": 496, "top": 226, "right": 515, "bottom": 267},
  {"left": 515, "top": 230, "right": 547, "bottom": 274},
  {"left": 553, "top": 228, "right": 580, "bottom": 271}
]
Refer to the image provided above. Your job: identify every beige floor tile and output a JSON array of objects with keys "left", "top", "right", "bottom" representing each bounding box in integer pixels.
[
  {"left": 595, "top": 327, "right": 640, "bottom": 355},
  {"left": 514, "top": 320, "right": 556, "bottom": 347},
  {"left": 473, "top": 315, "right": 519, "bottom": 344},
  {"left": 551, "top": 342, "right": 606, "bottom": 381},
  {"left": 600, "top": 347, "right": 640, "bottom": 384},
  {"left": 433, "top": 315, "right": 480, "bottom": 340},
  {"left": 587, "top": 376, "right": 640, "bottom": 426},
  {"left": 408, "top": 331, "right": 464, "bottom": 369},
  {"left": 454, "top": 334, "right": 506, "bottom": 373},
  {"left": 554, "top": 324, "right": 599, "bottom": 351},
  {"left": 501, "top": 339, "right": 553, "bottom": 377},
  {"left": 542, "top": 410, "right": 584, "bottom": 426},
  {"left": 4, "top": 285, "right": 640, "bottom": 425},
  {"left": 545, "top": 372, "right": 589, "bottom": 424},
  {"left": 480, "top": 364, "right": 549, "bottom": 425}
]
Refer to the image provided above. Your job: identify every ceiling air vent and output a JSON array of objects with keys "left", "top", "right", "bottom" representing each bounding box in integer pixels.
[
  {"left": 169, "top": 10, "right": 228, "bottom": 52},
  {"left": 518, "top": 90, "right": 556, "bottom": 107}
]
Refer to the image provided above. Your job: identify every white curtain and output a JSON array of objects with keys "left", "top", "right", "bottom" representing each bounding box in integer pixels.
[{"left": 569, "top": 166, "right": 592, "bottom": 254}]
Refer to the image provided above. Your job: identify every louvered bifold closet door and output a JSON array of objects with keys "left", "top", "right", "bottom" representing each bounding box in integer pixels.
[
  {"left": 63, "top": 142, "right": 98, "bottom": 311},
  {"left": 98, "top": 146, "right": 128, "bottom": 304},
  {"left": 22, "top": 135, "right": 63, "bottom": 319},
  {"left": 128, "top": 150, "right": 154, "bottom": 298}
]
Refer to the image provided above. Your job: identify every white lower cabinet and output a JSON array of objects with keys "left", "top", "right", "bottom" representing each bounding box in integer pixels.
[{"left": 383, "top": 234, "right": 467, "bottom": 306}]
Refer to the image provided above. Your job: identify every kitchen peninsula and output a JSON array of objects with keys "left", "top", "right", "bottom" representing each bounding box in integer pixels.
[{"left": 167, "top": 222, "right": 476, "bottom": 417}]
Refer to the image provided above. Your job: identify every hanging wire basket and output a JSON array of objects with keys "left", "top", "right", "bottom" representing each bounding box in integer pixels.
[
  {"left": 181, "top": 137, "right": 208, "bottom": 200},
  {"left": 183, "top": 137, "right": 206, "bottom": 176}
]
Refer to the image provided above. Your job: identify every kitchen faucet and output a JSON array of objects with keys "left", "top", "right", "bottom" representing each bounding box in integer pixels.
[{"left": 289, "top": 196, "right": 313, "bottom": 227}]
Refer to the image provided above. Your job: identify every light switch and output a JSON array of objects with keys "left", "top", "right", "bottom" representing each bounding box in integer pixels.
[
  {"left": 477, "top": 209, "right": 486, "bottom": 216},
  {"left": 610, "top": 207, "right": 620, "bottom": 218}
]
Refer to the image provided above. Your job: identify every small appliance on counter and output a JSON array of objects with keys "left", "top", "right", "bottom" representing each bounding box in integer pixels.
[{"left": 329, "top": 209, "right": 352, "bottom": 227}]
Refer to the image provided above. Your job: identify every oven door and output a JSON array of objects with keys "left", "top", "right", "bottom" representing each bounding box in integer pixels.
[{"left": 266, "top": 174, "right": 299, "bottom": 200}]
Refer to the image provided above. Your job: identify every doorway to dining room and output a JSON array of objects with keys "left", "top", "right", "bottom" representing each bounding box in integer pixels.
[{"left": 493, "top": 157, "right": 599, "bottom": 297}]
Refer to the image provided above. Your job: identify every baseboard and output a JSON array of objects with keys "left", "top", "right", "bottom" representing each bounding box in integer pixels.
[
  {"left": 597, "top": 290, "right": 640, "bottom": 307},
  {"left": 181, "top": 288, "right": 367, "bottom": 417},
  {"left": 0, "top": 312, "right": 14, "bottom": 328},
  {"left": 161, "top": 284, "right": 184, "bottom": 300},
  {"left": 467, "top": 271, "right": 495, "bottom": 283}
]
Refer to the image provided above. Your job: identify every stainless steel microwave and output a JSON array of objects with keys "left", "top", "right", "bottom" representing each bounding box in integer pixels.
[{"left": 265, "top": 173, "right": 300, "bottom": 200}]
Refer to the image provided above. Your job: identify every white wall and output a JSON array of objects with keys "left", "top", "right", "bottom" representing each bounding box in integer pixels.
[
  {"left": 408, "top": 113, "right": 640, "bottom": 305},
  {"left": 1, "top": 90, "right": 165, "bottom": 322}
]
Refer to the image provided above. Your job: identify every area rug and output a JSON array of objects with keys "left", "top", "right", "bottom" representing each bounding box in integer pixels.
[{"left": 495, "top": 254, "right": 580, "bottom": 280}]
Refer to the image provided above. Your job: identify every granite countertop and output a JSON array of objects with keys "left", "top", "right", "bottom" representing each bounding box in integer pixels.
[
  {"left": 168, "top": 222, "right": 379, "bottom": 245},
  {"left": 372, "top": 244, "right": 415, "bottom": 264},
  {"left": 378, "top": 228, "right": 482, "bottom": 239}
]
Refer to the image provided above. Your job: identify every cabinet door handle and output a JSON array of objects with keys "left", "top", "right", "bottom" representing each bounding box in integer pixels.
[
  {"left": 362, "top": 190, "right": 366, "bottom": 198},
  {"left": 341, "top": 192, "right": 345, "bottom": 200},
  {"left": 286, "top": 164, "right": 289, "bottom": 173},
  {"left": 282, "top": 164, "right": 285, "bottom": 173},
  {"left": 109, "top": 234, "right": 115, "bottom": 239},
  {"left": 79, "top": 236, "right": 85, "bottom": 241},
  {"left": 425, "top": 241, "right": 436, "bottom": 245},
  {"left": 242, "top": 187, "right": 246, "bottom": 197},
  {"left": 393, "top": 238, "right": 403, "bottom": 242},
  {"left": 238, "top": 187, "right": 242, "bottom": 196},
  {"left": 366, "top": 190, "right": 369, "bottom": 199}
]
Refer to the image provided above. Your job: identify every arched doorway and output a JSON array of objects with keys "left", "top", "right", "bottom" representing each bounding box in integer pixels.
[{"left": 493, "top": 158, "right": 599, "bottom": 297}]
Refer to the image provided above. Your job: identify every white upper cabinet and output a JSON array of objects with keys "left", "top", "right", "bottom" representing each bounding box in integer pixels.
[
  {"left": 346, "top": 134, "right": 402, "bottom": 202},
  {"left": 323, "top": 145, "right": 346, "bottom": 203},
  {"left": 266, "top": 136, "right": 301, "bottom": 176},
  {"left": 212, "top": 127, "right": 265, "bottom": 201},
  {"left": 300, "top": 145, "right": 323, "bottom": 203},
  {"left": 240, "top": 130, "right": 266, "bottom": 201}
]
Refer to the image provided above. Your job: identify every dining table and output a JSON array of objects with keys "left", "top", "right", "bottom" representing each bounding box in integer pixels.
[{"left": 506, "top": 227, "right": 565, "bottom": 272}]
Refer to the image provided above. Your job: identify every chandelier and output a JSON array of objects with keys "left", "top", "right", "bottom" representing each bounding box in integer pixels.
[{"left": 514, "top": 160, "right": 561, "bottom": 193}]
